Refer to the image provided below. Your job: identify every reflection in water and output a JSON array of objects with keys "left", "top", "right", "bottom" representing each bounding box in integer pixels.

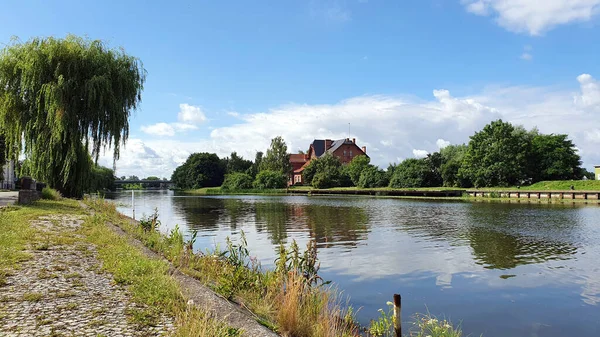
[{"left": 107, "top": 191, "right": 600, "bottom": 337}]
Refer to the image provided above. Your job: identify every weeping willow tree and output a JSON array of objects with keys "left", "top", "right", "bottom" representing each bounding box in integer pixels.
[{"left": 0, "top": 35, "right": 146, "bottom": 197}]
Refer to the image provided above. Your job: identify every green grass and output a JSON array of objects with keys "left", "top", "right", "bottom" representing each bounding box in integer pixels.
[
  {"left": 182, "top": 187, "right": 287, "bottom": 195},
  {"left": 41, "top": 187, "right": 62, "bottom": 200},
  {"left": 81, "top": 213, "right": 240, "bottom": 336}
]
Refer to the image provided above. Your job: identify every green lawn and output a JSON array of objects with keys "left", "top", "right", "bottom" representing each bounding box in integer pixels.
[{"left": 471, "top": 180, "right": 600, "bottom": 191}]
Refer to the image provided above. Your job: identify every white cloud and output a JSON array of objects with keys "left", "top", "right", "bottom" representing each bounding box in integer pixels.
[
  {"left": 412, "top": 149, "right": 429, "bottom": 158},
  {"left": 520, "top": 53, "right": 533, "bottom": 60},
  {"left": 462, "top": 0, "right": 600, "bottom": 35},
  {"left": 575, "top": 74, "right": 600, "bottom": 108},
  {"left": 140, "top": 104, "right": 204, "bottom": 137},
  {"left": 141, "top": 123, "right": 175, "bottom": 137},
  {"left": 436, "top": 139, "right": 451, "bottom": 149},
  {"left": 110, "top": 73, "right": 600, "bottom": 178},
  {"left": 178, "top": 103, "right": 207, "bottom": 124},
  {"left": 140, "top": 122, "right": 198, "bottom": 137}
]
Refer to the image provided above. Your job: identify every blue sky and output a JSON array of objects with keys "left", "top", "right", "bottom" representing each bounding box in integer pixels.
[{"left": 2, "top": 0, "right": 600, "bottom": 177}]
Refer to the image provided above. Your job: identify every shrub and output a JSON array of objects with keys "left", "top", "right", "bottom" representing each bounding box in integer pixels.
[
  {"left": 41, "top": 187, "right": 62, "bottom": 200},
  {"left": 222, "top": 172, "right": 253, "bottom": 190},
  {"left": 312, "top": 172, "right": 332, "bottom": 189},
  {"left": 253, "top": 170, "right": 287, "bottom": 189},
  {"left": 358, "top": 166, "right": 389, "bottom": 188}
]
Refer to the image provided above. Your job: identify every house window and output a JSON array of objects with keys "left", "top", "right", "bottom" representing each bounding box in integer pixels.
[
  {"left": 350, "top": 150, "right": 353, "bottom": 157},
  {"left": 343, "top": 150, "right": 347, "bottom": 156}
]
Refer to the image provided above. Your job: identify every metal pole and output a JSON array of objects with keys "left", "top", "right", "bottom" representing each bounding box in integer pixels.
[
  {"left": 393, "top": 294, "right": 401, "bottom": 337},
  {"left": 132, "top": 189, "right": 135, "bottom": 220}
]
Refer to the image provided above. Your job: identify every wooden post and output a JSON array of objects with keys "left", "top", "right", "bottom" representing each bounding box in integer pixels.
[{"left": 393, "top": 294, "right": 401, "bottom": 337}]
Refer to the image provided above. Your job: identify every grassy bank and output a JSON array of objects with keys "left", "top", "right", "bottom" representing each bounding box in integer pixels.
[
  {"left": 0, "top": 200, "right": 239, "bottom": 336},
  {"left": 182, "top": 187, "right": 287, "bottom": 195},
  {"left": 85, "top": 197, "right": 466, "bottom": 337}
]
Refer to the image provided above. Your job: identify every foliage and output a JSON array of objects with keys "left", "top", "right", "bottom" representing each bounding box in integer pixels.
[
  {"left": 369, "top": 302, "right": 395, "bottom": 337},
  {"left": 305, "top": 153, "right": 351, "bottom": 189},
  {"left": 0, "top": 35, "right": 145, "bottom": 197},
  {"left": 529, "top": 133, "right": 582, "bottom": 182},
  {"left": 222, "top": 152, "right": 252, "bottom": 175},
  {"left": 260, "top": 136, "right": 292, "bottom": 175},
  {"left": 439, "top": 144, "right": 469, "bottom": 187},
  {"left": 171, "top": 152, "right": 225, "bottom": 189},
  {"left": 246, "top": 151, "right": 263, "bottom": 179},
  {"left": 253, "top": 170, "right": 287, "bottom": 189},
  {"left": 0, "top": 131, "right": 5, "bottom": 175},
  {"left": 123, "top": 183, "right": 143, "bottom": 190},
  {"left": 41, "top": 187, "right": 62, "bottom": 200},
  {"left": 345, "top": 155, "right": 371, "bottom": 186},
  {"left": 389, "top": 158, "right": 430, "bottom": 188},
  {"left": 139, "top": 209, "right": 161, "bottom": 232},
  {"left": 358, "top": 166, "right": 389, "bottom": 188},
  {"left": 459, "top": 120, "right": 529, "bottom": 187},
  {"left": 88, "top": 165, "right": 116, "bottom": 192},
  {"left": 412, "top": 315, "right": 462, "bottom": 337},
  {"left": 222, "top": 172, "right": 253, "bottom": 190},
  {"left": 145, "top": 176, "right": 161, "bottom": 181},
  {"left": 127, "top": 175, "right": 140, "bottom": 180}
]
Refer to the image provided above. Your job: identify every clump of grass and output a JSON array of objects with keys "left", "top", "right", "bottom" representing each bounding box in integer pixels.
[
  {"left": 23, "top": 292, "right": 43, "bottom": 302},
  {"left": 41, "top": 187, "right": 62, "bottom": 201},
  {"left": 412, "top": 314, "right": 463, "bottom": 337}
]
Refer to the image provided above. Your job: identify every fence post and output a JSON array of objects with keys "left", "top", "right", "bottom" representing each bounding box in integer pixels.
[
  {"left": 393, "top": 294, "right": 401, "bottom": 337},
  {"left": 131, "top": 190, "right": 135, "bottom": 220}
]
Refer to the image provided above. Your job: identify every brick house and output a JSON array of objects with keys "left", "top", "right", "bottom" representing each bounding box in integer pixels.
[{"left": 289, "top": 138, "right": 368, "bottom": 185}]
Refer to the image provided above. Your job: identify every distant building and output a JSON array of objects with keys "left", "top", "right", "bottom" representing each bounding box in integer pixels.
[
  {"left": 289, "top": 138, "right": 368, "bottom": 185},
  {"left": 595, "top": 165, "right": 600, "bottom": 180},
  {"left": 1, "top": 160, "right": 16, "bottom": 190}
]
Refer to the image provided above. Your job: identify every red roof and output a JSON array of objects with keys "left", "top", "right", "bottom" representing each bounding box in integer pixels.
[{"left": 290, "top": 154, "right": 308, "bottom": 163}]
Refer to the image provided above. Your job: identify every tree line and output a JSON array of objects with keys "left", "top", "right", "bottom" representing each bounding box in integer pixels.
[
  {"left": 171, "top": 136, "right": 292, "bottom": 190},
  {"left": 172, "top": 120, "right": 590, "bottom": 190}
]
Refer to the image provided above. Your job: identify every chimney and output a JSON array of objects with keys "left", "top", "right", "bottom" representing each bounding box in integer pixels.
[
  {"left": 352, "top": 138, "right": 356, "bottom": 144},
  {"left": 325, "top": 139, "right": 332, "bottom": 149},
  {"left": 362, "top": 146, "right": 366, "bottom": 154}
]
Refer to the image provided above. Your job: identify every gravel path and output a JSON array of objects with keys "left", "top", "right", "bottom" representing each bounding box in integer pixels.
[{"left": 0, "top": 214, "right": 174, "bottom": 337}]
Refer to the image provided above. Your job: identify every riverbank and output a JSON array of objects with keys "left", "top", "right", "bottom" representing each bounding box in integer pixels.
[
  {"left": 0, "top": 199, "right": 243, "bottom": 336},
  {"left": 90, "top": 197, "right": 467, "bottom": 337}
]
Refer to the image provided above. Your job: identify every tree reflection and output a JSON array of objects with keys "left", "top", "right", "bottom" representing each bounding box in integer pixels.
[
  {"left": 464, "top": 204, "right": 580, "bottom": 269},
  {"left": 303, "top": 204, "right": 369, "bottom": 248}
]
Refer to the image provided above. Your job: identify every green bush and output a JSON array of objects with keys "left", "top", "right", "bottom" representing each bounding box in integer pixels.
[
  {"left": 312, "top": 172, "right": 332, "bottom": 189},
  {"left": 253, "top": 170, "right": 287, "bottom": 189},
  {"left": 358, "top": 166, "right": 388, "bottom": 188},
  {"left": 41, "top": 187, "right": 62, "bottom": 200},
  {"left": 222, "top": 172, "right": 253, "bottom": 190}
]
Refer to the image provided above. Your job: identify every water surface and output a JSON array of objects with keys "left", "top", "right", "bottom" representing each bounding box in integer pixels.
[{"left": 108, "top": 190, "right": 600, "bottom": 337}]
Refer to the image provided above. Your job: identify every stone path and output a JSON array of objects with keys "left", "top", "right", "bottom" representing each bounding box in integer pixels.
[{"left": 0, "top": 214, "right": 174, "bottom": 337}]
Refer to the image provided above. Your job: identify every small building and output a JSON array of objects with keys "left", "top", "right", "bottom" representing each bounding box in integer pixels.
[
  {"left": 595, "top": 165, "right": 600, "bottom": 180},
  {"left": 1, "top": 160, "right": 16, "bottom": 190},
  {"left": 289, "top": 138, "right": 368, "bottom": 185}
]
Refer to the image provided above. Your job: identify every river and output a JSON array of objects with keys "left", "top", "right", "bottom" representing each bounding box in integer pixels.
[{"left": 107, "top": 190, "right": 600, "bottom": 337}]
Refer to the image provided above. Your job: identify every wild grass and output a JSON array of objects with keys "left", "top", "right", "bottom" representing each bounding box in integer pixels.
[
  {"left": 80, "top": 213, "right": 239, "bottom": 335},
  {"left": 41, "top": 187, "right": 62, "bottom": 200}
]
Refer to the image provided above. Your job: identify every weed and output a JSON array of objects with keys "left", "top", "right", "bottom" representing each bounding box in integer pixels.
[
  {"left": 23, "top": 292, "right": 43, "bottom": 302},
  {"left": 65, "top": 272, "right": 83, "bottom": 279},
  {"left": 139, "top": 208, "right": 160, "bottom": 232},
  {"left": 126, "top": 307, "right": 160, "bottom": 326},
  {"left": 41, "top": 187, "right": 62, "bottom": 201},
  {"left": 55, "top": 291, "right": 76, "bottom": 298}
]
